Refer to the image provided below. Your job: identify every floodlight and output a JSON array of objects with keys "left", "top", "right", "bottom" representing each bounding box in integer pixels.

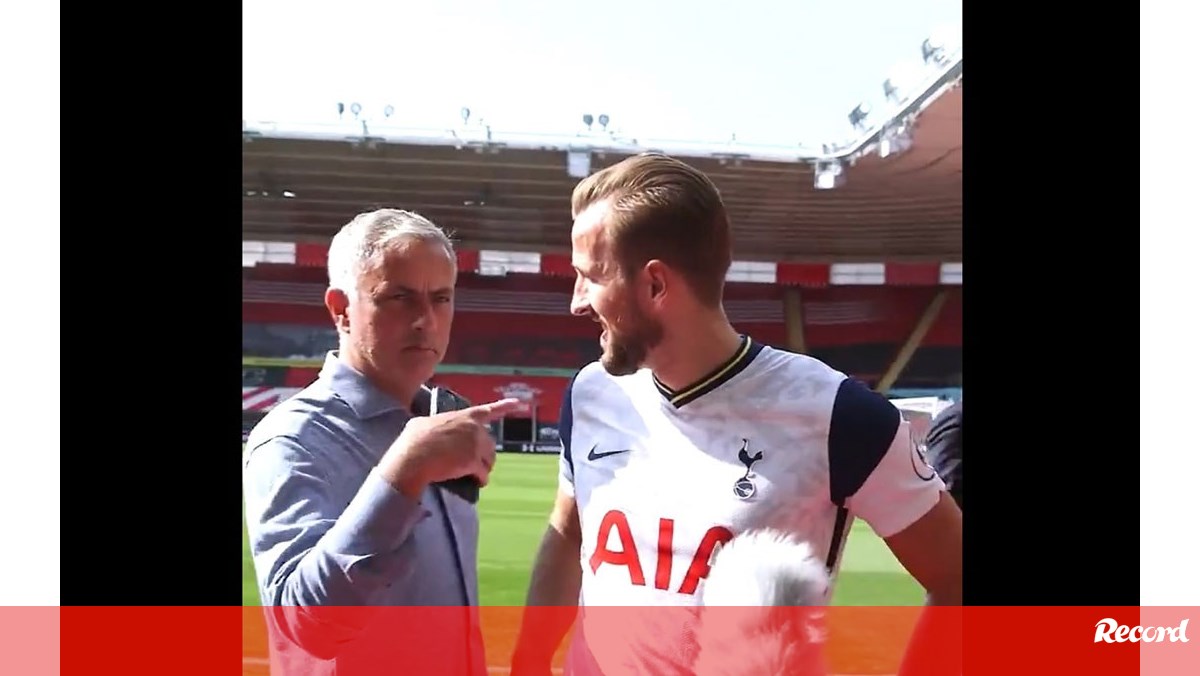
[{"left": 848, "top": 103, "right": 870, "bottom": 132}]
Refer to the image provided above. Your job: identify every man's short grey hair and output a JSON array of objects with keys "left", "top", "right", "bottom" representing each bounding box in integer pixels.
[{"left": 326, "top": 208, "right": 456, "bottom": 295}]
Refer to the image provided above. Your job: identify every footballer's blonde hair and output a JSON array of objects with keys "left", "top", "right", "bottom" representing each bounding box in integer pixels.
[{"left": 570, "top": 152, "right": 732, "bottom": 307}]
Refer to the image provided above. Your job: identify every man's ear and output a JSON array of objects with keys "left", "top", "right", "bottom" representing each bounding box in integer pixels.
[
  {"left": 325, "top": 288, "right": 351, "bottom": 333},
  {"left": 643, "top": 260, "right": 668, "bottom": 301}
]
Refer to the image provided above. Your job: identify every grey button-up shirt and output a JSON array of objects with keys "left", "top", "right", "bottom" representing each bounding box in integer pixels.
[{"left": 243, "top": 352, "right": 485, "bottom": 675}]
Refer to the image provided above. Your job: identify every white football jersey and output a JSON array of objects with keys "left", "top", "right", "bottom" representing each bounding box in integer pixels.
[{"left": 556, "top": 336, "right": 946, "bottom": 673}]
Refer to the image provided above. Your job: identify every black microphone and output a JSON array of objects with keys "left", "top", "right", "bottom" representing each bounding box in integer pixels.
[{"left": 411, "top": 385, "right": 482, "bottom": 504}]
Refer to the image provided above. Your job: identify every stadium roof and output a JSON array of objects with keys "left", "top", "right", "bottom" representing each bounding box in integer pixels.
[{"left": 243, "top": 58, "right": 961, "bottom": 263}]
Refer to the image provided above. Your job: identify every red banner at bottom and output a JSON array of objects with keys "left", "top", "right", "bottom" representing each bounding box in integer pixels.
[
  {"left": 39, "top": 605, "right": 1197, "bottom": 675},
  {"left": 0, "top": 607, "right": 57, "bottom": 675}
]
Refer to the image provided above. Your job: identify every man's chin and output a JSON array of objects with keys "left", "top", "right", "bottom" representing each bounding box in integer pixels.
[
  {"left": 600, "top": 346, "right": 642, "bottom": 377},
  {"left": 399, "top": 349, "right": 440, "bottom": 373}
]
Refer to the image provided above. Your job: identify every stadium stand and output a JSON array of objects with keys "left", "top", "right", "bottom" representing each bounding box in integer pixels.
[{"left": 241, "top": 48, "right": 962, "bottom": 450}]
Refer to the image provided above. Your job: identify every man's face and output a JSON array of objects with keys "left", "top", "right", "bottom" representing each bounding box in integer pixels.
[
  {"left": 569, "top": 201, "right": 664, "bottom": 376},
  {"left": 337, "top": 239, "right": 456, "bottom": 389}
]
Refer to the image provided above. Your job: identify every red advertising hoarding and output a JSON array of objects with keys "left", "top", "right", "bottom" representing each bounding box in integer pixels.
[{"left": 426, "top": 372, "right": 571, "bottom": 419}]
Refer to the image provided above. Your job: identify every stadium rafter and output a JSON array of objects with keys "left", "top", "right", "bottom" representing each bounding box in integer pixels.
[{"left": 242, "top": 53, "right": 961, "bottom": 263}]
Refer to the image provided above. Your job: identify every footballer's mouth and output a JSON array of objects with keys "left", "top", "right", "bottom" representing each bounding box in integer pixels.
[
  {"left": 587, "top": 313, "right": 606, "bottom": 334},
  {"left": 586, "top": 311, "right": 615, "bottom": 344}
]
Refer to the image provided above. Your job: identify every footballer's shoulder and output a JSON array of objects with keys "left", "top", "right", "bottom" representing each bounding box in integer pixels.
[
  {"left": 568, "top": 360, "right": 610, "bottom": 396},
  {"left": 751, "top": 343, "right": 849, "bottom": 388},
  {"left": 564, "top": 361, "right": 612, "bottom": 406},
  {"left": 566, "top": 361, "right": 653, "bottom": 413},
  {"left": 570, "top": 360, "right": 644, "bottom": 392}
]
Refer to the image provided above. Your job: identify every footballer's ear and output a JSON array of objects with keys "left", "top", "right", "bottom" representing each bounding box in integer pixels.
[
  {"left": 325, "top": 287, "right": 351, "bottom": 334},
  {"left": 642, "top": 259, "right": 669, "bottom": 301}
]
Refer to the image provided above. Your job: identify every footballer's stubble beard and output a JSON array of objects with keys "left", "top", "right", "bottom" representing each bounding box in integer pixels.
[{"left": 599, "top": 297, "right": 665, "bottom": 377}]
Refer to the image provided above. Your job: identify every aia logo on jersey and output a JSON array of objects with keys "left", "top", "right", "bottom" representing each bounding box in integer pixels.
[
  {"left": 589, "top": 509, "right": 734, "bottom": 596},
  {"left": 733, "top": 439, "right": 764, "bottom": 500}
]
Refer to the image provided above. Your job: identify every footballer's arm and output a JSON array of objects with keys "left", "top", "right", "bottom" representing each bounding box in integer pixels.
[
  {"left": 526, "top": 488, "right": 584, "bottom": 606},
  {"left": 887, "top": 496, "right": 963, "bottom": 676},
  {"left": 830, "top": 378, "right": 962, "bottom": 676},
  {"left": 884, "top": 493, "right": 962, "bottom": 605},
  {"left": 829, "top": 377, "right": 962, "bottom": 604},
  {"left": 511, "top": 372, "right": 585, "bottom": 675},
  {"left": 511, "top": 489, "right": 582, "bottom": 675}
]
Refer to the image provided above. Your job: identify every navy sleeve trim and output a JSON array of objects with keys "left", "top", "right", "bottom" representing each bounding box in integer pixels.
[
  {"left": 559, "top": 369, "right": 581, "bottom": 476},
  {"left": 828, "top": 377, "right": 901, "bottom": 506}
]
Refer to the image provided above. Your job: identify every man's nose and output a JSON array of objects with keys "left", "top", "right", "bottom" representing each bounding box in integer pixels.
[
  {"left": 570, "top": 290, "right": 591, "bottom": 317},
  {"left": 411, "top": 298, "right": 437, "bottom": 329},
  {"left": 570, "top": 276, "right": 590, "bottom": 316}
]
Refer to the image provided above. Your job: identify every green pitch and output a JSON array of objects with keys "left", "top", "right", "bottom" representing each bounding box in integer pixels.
[{"left": 242, "top": 453, "right": 923, "bottom": 606}]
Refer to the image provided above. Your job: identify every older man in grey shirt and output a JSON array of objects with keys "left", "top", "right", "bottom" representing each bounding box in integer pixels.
[{"left": 243, "top": 209, "right": 519, "bottom": 675}]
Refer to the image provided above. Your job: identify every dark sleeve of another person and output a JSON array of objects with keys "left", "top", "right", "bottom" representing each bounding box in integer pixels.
[{"left": 923, "top": 402, "right": 963, "bottom": 509}]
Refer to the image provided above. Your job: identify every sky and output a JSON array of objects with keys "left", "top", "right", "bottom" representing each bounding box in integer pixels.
[{"left": 242, "top": 0, "right": 962, "bottom": 150}]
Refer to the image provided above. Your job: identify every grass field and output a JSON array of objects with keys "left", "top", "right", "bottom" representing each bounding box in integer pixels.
[{"left": 241, "top": 453, "right": 922, "bottom": 607}]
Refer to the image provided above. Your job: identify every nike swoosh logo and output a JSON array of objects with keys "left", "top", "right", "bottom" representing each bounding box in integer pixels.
[{"left": 587, "top": 445, "right": 632, "bottom": 461}]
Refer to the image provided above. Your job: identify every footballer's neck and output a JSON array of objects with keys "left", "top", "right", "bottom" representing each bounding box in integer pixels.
[{"left": 648, "top": 311, "right": 744, "bottom": 393}]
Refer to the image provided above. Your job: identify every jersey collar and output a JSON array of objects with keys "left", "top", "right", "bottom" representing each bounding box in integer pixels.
[{"left": 651, "top": 334, "right": 763, "bottom": 409}]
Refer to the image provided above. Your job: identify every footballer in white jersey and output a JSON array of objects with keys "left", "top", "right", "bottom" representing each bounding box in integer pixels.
[
  {"left": 510, "top": 152, "right": 962, "bottom": 676},
  {"left": 559, "top": 335, "right": 945, "bottom": 609}
]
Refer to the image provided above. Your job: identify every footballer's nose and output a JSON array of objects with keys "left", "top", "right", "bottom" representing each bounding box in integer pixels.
[
  {"left": 570, "top": 275, "right": 591, "bottom": 317},
  {"left": 570, "top": 293, "right": 592, "bottom": 318}
]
